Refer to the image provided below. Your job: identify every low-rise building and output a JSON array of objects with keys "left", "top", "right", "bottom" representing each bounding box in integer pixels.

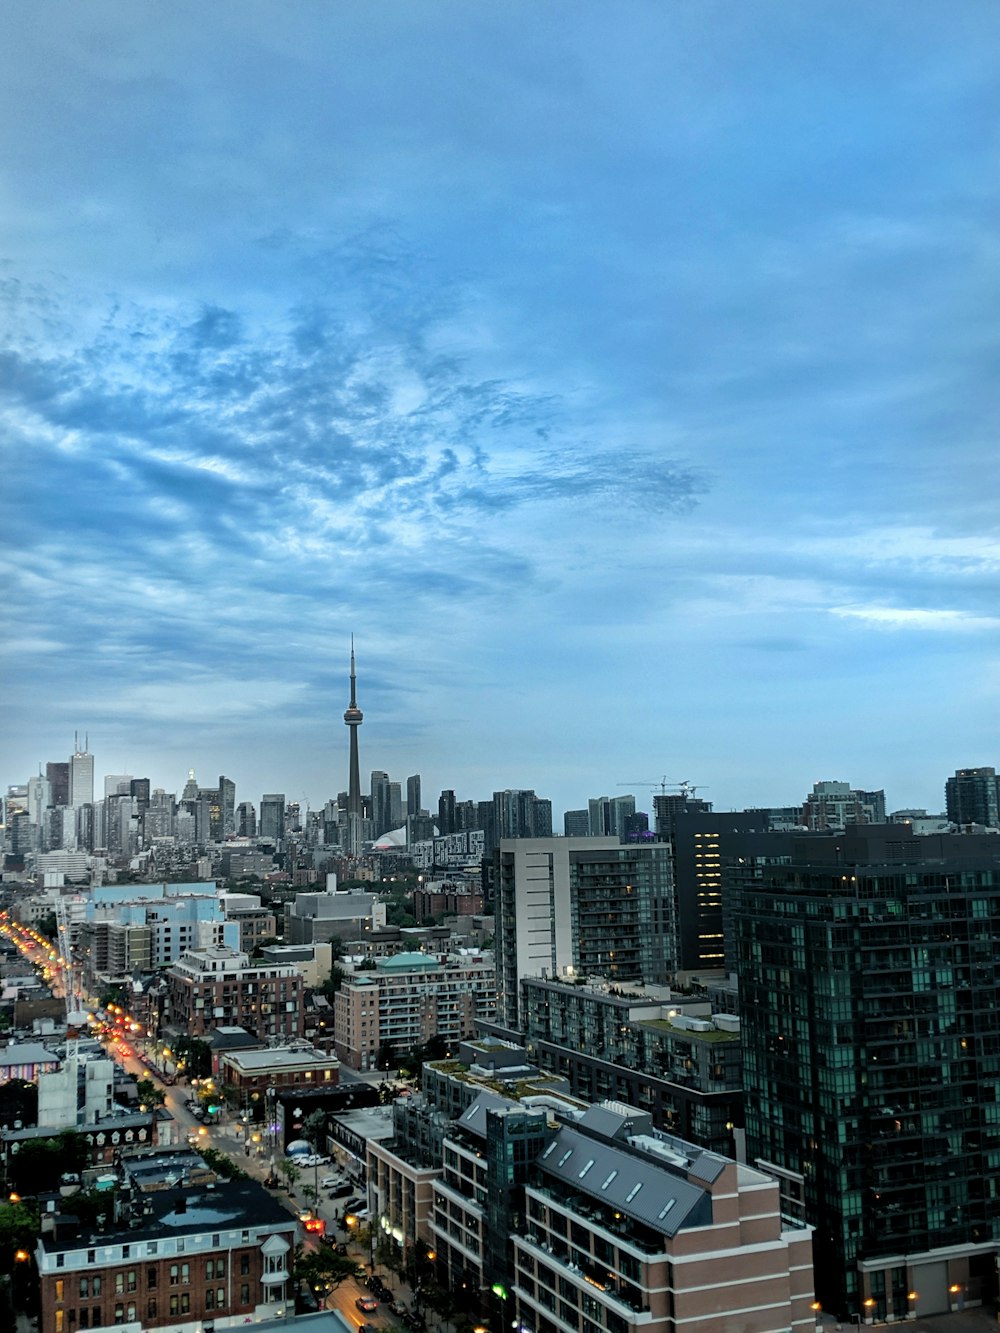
[
  {"left": 37, "top": 1173, "right": 296, "bottom": 1333},
  {"left": 219, "top": 1043, "right": 339, "bottom": 1101}
]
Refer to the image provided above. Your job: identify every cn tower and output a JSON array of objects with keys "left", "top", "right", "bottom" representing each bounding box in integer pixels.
[{"left": 344, "top": 636, "right": 364, "bottom": 819}]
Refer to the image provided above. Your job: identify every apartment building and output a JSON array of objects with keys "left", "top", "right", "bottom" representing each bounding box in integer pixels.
[
  {"left": 165, "top": 947, "right": 303, "bottom": 1042},
  {"left": 332, "top": 951, "right": 495, "bottom": 1070}
]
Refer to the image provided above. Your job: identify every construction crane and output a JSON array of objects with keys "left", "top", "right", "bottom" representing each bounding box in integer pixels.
[
  {"left": 618, "top": 779, "right": 709, "bottom": 799},
  {"left": 617, "top": 778, "right": 673, "bottom": 796}
]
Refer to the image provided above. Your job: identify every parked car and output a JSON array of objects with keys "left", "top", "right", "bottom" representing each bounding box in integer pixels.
[
  {"left": 356, "top": 1297, "right": 378, "bottom": 1313},
  {"left": 319, "top": 1175, "right": 342, "bottom": 1189},
  {"left": 330, "top": 1183, "right": 353, "bottom": 1198},
  {"left": 389, "top": 1300, "right": 408, "bottom": 1316}
]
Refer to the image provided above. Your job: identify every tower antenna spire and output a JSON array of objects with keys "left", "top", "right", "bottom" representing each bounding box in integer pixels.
[{"left": 343, "top": 637, "right": 364, "bottom": 853}]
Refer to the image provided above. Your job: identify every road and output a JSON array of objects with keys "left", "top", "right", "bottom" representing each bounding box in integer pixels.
[{"left": 0, "top": 918, "right": 414, "bottom": 1329}]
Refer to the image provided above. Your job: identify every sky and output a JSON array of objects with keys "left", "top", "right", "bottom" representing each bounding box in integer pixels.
[{"left": 3, "top": 1, "right": 1000, "bottom": 822}]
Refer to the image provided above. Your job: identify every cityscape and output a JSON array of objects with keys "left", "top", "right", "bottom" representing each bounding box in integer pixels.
[
  {"left": 3, "top": 644, "right": 1000, "bottom": 1329},
  {"left": 5, "top": 6, "right": 1000, "bottom": 1333}
]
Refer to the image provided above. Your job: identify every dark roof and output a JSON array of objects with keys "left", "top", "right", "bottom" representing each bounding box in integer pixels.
[
  {"left": 39, "top": 1177, "right": 293, "bottom": 1253},
  {"left": 536, "top": 1125, "right": 710, "bottom": 1238}
]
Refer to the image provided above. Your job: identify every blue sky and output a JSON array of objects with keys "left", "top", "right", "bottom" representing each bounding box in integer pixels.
[{"left": 3, "top": 1, "right": 1000, "bottom": 821}]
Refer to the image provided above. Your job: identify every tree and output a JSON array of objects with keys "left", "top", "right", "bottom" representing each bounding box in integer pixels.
[
  {"left": 134, "top": 1078, "right": 165, "bottom": 1109},
  {"left": 295, "top": 1244, "right": 360, "bottom": 1294},
  {"left": 303, "top": 1109, "right": 327, "bottom": 1151},
  {"left": 7, "top": 1131, "right": 90, "bottom": 1196},
  {"left": 0, "top": 1200, "right": 38, "bottom": 1275},
  {"left": 170, "top": 1035, "right": 211, "bottom": 1078},
  {"left": 277, "top": 1158, "right": 300, "bottom": 1195},
  {"left": 199, "top": 1148, "right": 248, "bottom": 1181}
]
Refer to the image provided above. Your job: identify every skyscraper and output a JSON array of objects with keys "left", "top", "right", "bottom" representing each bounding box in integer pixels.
[
  {"left": 737, "top": 828, "right": 1000, "bottom": 1320},
  {"left": 46, "top": 762, "right": 70, "bottom": 809},
  {"left": 69, "top": 735, "right": 94, "bottom": 809},
  {"left": 259, "top": 794, "right": 286, "bottom": 844},
  {"left": 945, "top": 766, "right": 1000, "bottom": 828},
  {"left": 495, "top": 836, "right": 676, "bottom": 1028},
  {"left": 406, "top": 774, "right": 421, "bottom": 818}
]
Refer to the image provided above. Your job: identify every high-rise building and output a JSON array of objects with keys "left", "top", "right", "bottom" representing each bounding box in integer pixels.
[
  {"left": 237, "top": 801, "right": 257, "bottom": 838},
  {"left": 69, "top": 735, "right": 94, "bottom": 809},
  {"left": 652, "top": 791, "right": 712, "bottom": 839},
  {"left": 45, "top": 762, "right": 70, "bottom": 809},
  {"left": 438, "top": 789, "right": 456, "bottom": 835},
  {"left": 737, "top": 828, "right": 1000, "bottom": 1321},
  {"left": 219, "top": 774, "right": 236, "bottom": 838},
  {"left": 104, "top": 773, "right": 133, "bottom": 798},
  {"left": 563, "top": 808, "right": 590, "bottom": 837},
  {"left": 406, "top": 774, "right": 421, "bottom": 818},
  {"left": 945, "top": 766, "right": 1000, "bottom": 828},
  {"left": 801, "top": 779, "right": 885, "bottom": 831},
  {"left": 496, "top": 836, "right": 676, "bottom": 1029},
  {"left": 371, "top": 770, "right": 391, "bottom": 837},
  {"left": 588, "top": 793, "right": 636, "bottom": 837},
  {"left": 259, "top": 794, "right": 285, "bottom": 844}
]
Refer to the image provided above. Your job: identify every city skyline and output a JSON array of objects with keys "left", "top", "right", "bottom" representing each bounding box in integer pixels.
[{"left": 4, "top": 4, "right": 1000, "bottom": 818}]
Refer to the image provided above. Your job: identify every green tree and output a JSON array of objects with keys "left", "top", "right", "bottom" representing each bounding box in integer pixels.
[
  {"left": 7, "top": 1131, "right": 89, "bottom": 1196},
  {"left": 277, "top": 1158, "right": 301, "bottom": 1195},
  {"left": 199, "top": 1148, "right": 249, "bottom": 1181},
  {"left": 0, "top": 1200, "right": 38, "bottom": 1275},
  {"left": 294, "top": 1244, "right": 360, "bottom": 1294},
  {"left": 134, "top": 1078, "right": 165, "bottom": 1109},
  {"left": 171, "top": 1035, "right": 212, "bottom": 1078},
  {"left": 303, "top": 1109, "right": 327, "bottom": 1150}
]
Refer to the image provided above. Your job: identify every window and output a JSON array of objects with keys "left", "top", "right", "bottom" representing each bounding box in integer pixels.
[
  {"left": 93, "top": 1277, "right": 101, "bottom": 1297},
  {"left": 147, "top": 1267, "right": 157, "bottom": 1289},
  {"left": 79, "top": 1278, "right": 90, "bottom": 1299},
  {"left": 80, "top": 1312, "right": 89, "bottom": 1329},
  {"left": 217, "top": 1287, "right": 224, "bottom": 1307},
  {"left": 206, "top": 1289, "right": 216, "bottom": 1310},
  {"left": 170, "top": 1266, "right": 179, "bottom": 1286},
  {"left": 55, "top": 1280, "right": 64, "bottom": 1302},
  {"left": 55, "top": 1314, "right": 64, "bottom": 1333},
  {"left": 146, "top": 1300, "right": 156, "bottom": 1320},
  {"left": 240, "top": 1254, "right": 251, "bottom": 1275},
  {"left": 240, "top": 1284, "right": 250, "bottom": 1304},
  {"left": 114, "top": 1304, "right": 124, "bottom": 1325},
  {"left": 126, "top": 1305, "right": 136, "bottom": 1323}
]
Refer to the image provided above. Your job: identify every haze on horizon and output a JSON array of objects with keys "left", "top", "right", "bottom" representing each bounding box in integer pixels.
[{"left": 3, "top": 2, "right": 999, "bottom": 821}]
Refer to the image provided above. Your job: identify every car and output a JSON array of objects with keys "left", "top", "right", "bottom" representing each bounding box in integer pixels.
[
  {"left": 319, "top": 1175, "right": 342, "bottom": 1189},
  {"left": 297, "top": 1209, "right": 314, "bottom": 1223},
  {"left": 303, "top": 1217, "right": 325, "bottom": 1235},
  {"left": 330, "top": 1183, "right": 353, "bottom": 1198},
  {"left": 355, "top": 1297, "right": 378, "bottom": 1313},
  {"left": 389, "top": 1300, "right": 408, "bottom": 1316}
]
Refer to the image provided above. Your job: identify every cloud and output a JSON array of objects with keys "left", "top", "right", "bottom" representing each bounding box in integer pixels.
[{"left": 830, "top": 605, "right": 1000, "bottom": 633}]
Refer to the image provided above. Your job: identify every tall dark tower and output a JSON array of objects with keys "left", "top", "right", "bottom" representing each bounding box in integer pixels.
[{"left": 344, "top": 637, "right": 364, "bottom": 820}]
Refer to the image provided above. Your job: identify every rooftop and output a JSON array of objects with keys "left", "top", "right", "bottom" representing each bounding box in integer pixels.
[{"left": 39, "top": 1175, "right": 293, "bottom": 1254}]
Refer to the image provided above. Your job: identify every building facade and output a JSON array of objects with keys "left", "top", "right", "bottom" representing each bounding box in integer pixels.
[
  {"left": 332, "top": 951, "right": 496, "bottom": 1070},
  {"left": 496, "top": 838, "right": 676, "bottom": 1029},
  {"left": 737, "top": 834, "right": 1000, "bottom": 1320},
  {"left": 37, "top": 1175, "right": 296, "bottom": 1333},
  {"left": 165, "top": 947, "right": 303, "bottom": 1042}
]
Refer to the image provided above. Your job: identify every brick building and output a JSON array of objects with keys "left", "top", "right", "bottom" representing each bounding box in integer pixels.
[
  {"left": 164, "top": 947, "right": 303, "bottom": 1042},
  {"left": 37, "top": 1174, "right": 296, "bottom": 1332}
]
